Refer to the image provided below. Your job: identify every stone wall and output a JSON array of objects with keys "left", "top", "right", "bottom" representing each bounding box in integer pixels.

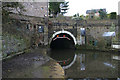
[
  {"left": 2, "top": 14, "right": 48, "bottom": 58},
  {"left": 12, "top": 2, "right": 48, "bottom": 17},
  {"left": 49, "top": 17, "right": 118, "bottom": 49},
  {"left": 2, "top": 32, "right": 29, "bottom": 58}
]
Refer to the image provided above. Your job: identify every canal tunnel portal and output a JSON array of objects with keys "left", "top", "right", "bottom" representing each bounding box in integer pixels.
[{"left": 50, "top": 30, "right": 77, "bottom": 49}]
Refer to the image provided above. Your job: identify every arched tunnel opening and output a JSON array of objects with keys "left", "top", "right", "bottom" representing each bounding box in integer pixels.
[{"left": 50, "top": 31, "right": 76, "bottom": 49}]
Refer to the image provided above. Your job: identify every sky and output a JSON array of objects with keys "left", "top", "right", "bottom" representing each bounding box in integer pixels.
[{"left": 64, "top": 0, "right": 120, "bottom": 16}]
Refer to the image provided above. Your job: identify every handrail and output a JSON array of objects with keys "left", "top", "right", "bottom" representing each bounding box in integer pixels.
[{"left": 112, "top": 41, "right": 120, "bottom": 45}]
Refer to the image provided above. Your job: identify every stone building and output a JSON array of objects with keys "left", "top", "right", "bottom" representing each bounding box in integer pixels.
[
  {"left": 12, "top": 2, "right": 49, "bottom": 17},
  {"left": 9, "top": 2, "right": 49, "bottom": 46}
]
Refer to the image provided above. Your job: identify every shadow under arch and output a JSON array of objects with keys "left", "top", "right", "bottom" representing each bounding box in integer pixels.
[{"left": 49, "top": 30, "right": 77, "bottom": 49}]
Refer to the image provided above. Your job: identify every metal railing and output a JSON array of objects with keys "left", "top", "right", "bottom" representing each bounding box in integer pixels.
[{"left": 112, "top": 41, "right": 120, "bottom": 45}]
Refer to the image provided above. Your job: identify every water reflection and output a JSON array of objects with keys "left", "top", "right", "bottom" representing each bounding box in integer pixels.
[
  {"left": 112, "top": 55, "right": 120, "bottom": 60},
  {"left": 78, "top": 54, "right": 86, "bottom": 71},
  {"left": 49, "top": 50, "right": 119, "bottom": 78},
  {"left": 49, "top": 49, "right": 76, "bottom": 69},
  {"left": 103, "top": 62, "right": 115, "bottom": 68}
]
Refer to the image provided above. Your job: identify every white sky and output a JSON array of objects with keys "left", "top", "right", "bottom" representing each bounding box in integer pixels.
[{"left": 64, "top": 0, "right": 120, "bottom": 16}]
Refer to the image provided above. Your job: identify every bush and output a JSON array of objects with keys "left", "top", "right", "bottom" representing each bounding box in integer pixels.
[{"left": 110, "top": 12, "right": 117, "bottom": 19}]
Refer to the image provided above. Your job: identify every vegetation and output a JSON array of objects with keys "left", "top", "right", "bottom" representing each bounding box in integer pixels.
[
  {"left": 73, "top": 13, "right": 85, "bottom": 20},
  {"left": 2, "top": 2, "right": 30, "bottom": 58},
  {"left": 73, "top": 13, "right": 79, "bottom": 17},
  {"left": 98, "top": 9, "right": 107, "bottom": 19},
  {"left": 49, "top": 1, "right": 69, "bottom": 17},
  {"left": 60, "top": 2, "right": 69, "bottom": 15},
  {"left": 109, "top": 12, "right": 117, "bottom": 19},
  {"left": 49, "top": 2, "right": 63, "bottom": 17}
]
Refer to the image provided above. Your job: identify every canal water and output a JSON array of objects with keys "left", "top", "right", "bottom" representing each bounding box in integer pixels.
[{"left": 48, "top": 49, "right": 120, "bottom": 78}]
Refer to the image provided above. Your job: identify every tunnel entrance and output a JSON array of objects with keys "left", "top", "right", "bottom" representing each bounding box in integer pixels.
[{"left": 50, "top": 30, "right": 76, "bottom": 49}]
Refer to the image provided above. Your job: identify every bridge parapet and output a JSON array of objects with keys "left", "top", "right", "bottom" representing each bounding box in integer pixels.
[{"left": 48, "top": 19, "right": 118, "bottom": 46}]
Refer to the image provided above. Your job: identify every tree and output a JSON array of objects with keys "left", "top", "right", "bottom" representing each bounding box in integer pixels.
[
  {"left": 73, "top": 13, "right": 79, "bottom": 18},
  {"left": 80, "top": 15, "right": 85, "bottom": 20},
  {"left": 98, "top": 9, "right": 107, "bottom": 19},
  {"left": 73, "top": 13, "right": 85, "bottom": 20},
  {"left": 49, "top": 2, "right": 63, "bottom": 17},
  {"left": 73, "top": 13, "right": 79, "bottom": 20},
  {"left": 85, "top": 15, "right": 89, "bottom": 19},
  {"left": 60, "top": 2, "right": 69, "bottom": 15},
  {"left": 107, "top": 14, "right": 110, "bottom": 19},
  {"left": 110, "top": 12, "right": 117, "bottom": 19},
  {"left": 73, "top": 14, "right": 77, "bottom": 17}
]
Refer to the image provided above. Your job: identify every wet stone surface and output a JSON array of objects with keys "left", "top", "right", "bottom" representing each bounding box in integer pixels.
[{"left": 2, "top": 48, "right": 64, "bottom": 78}]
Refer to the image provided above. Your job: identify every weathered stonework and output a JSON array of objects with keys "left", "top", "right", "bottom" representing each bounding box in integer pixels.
[
  {"left": 49, "top": 17, "right": 118, "bottom": 49},
  {"left": 12, "top": 2, "right": 48, "bottom": 17}
]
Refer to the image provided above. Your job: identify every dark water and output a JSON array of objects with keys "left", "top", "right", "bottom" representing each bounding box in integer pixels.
[{"left": 48, "top": 49, "right": 120, "bottom": 78}]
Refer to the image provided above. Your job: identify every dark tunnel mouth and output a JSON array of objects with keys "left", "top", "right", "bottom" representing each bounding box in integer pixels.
[{"left": 50, "top": 33, "right": 75, "bottom": 49}]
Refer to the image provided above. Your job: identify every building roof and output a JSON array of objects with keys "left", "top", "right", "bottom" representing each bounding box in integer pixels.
[{"left": 86, "top": 9, "right": 106, "bottom": 14}]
